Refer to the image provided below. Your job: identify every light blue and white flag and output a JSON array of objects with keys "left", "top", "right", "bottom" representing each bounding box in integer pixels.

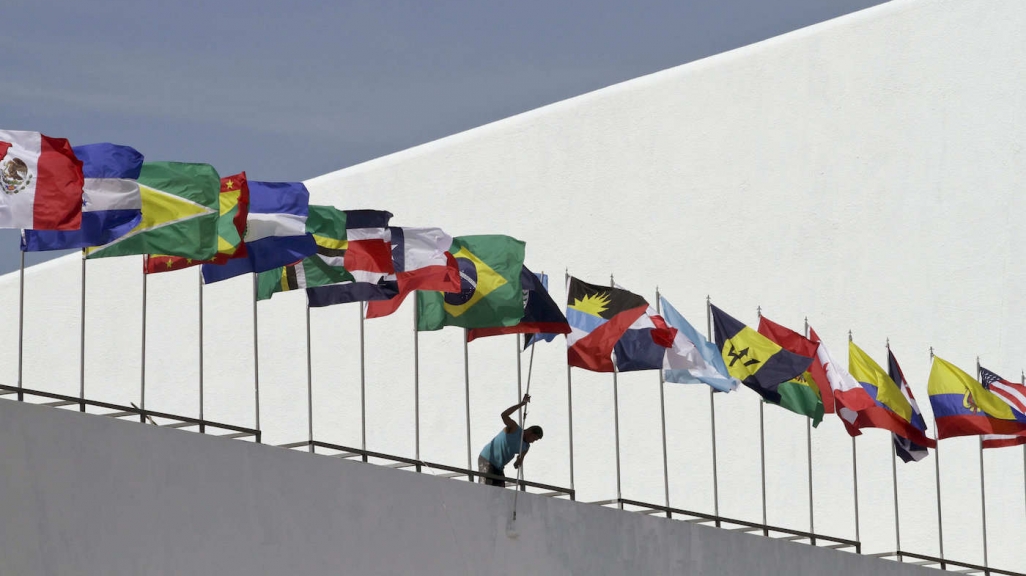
[
  {"left": 21, "top": 143, "right": 143, "bottom": 251},
  {"left": 659, "top": 295, "right": 740, "bottom": 392},
  {"left": 202, "top": 180, "right": 317, "bottom": 283}
]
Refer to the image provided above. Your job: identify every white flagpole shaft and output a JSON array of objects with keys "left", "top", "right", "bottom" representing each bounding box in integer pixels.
[
  {"left": 198, "top": 268, "right": 204, "bottom": 431},
  {"left": 759, "top": 400, "right": 768, "bottom": 533},
  {"left": 79, "top": 253, "right": 86, "bottom": 411},
  {"left": 252, "top": 275, "right": 261, "bottom": 434},
  {"left": 360, "top": 305, "right": 367, "bottom": 460},
  {"left": 306, "top": 303, "right": 314, "bottom": 453},
  {"left": 706, "top": 296, "right": 720, "bottom": 523},
  {"left": 463, "top": 328, "right": 472, "bottom": 479},
  {"left": 852, "top": 436, "right": 860, "bottom": 543},
  {"left": 515, "top": 334, "right": 524, "bottom": 479},
  {"left": 567, "top": 364, "right": 575, "bottom": 492},
  {"left": 656, "top": 290, "right": 671, "bottom": 518},
  {"left": 413, "top": 305, "right": 420, "bottom": 463},
  {"left": 891, "top": 442, "right": 901, "bottom": 556},
  {"left": 804, "top": 320, "right": 814, "bottom": 541},
  {"left": 610, "top": 275, "right": 622, "bottom": 510},
  {"left": 935, "top": 438, "right": 945, "bottom": 566},
  {"left": 17, "top": 250, "right": 25, "bottom": 401},
  {"left": 140, "top": 269, "right": 147, "bottom": 422},
  {"left": 979, "top": 437, "right": 988, "bottom": 568}
]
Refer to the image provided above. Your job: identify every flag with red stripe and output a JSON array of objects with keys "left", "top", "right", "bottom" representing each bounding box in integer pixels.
[
  {"left": 0, "top": 130, "right": 83, "bottom": 230},
  {"left": 980, "top": 366, "right": 1026, "bottom": 449}
]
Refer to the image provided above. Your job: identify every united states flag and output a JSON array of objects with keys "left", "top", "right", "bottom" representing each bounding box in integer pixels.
[{"left": 979, "top": 366, "right": 1026, "bottom": 449}]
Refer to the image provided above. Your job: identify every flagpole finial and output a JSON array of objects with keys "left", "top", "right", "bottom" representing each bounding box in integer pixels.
[
  {"left": 609, "top": 273, "right": 614, "bottom": 287},
  {"left": 756, "top": 305, "right": 762, "bottom": 318},
  {"left": 1021, "top": 369, "right": 1024, "bottom": 384},
  {"left": 848, "top": 329, "right": 852, "bottom": 342},
  {"left": 886, "top": 337, "right": 890, "bottom": 350},
  {"left": 929, "top": 346, "right": 934, "bottom": 359}
]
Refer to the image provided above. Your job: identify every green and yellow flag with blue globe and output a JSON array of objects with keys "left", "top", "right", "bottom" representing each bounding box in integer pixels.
[{"left": 416, "top": 235, "right": 525, "bottom": 331}]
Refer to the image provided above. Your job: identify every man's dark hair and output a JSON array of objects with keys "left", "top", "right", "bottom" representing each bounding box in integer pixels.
[{"left": 526, "top": 425, "right": 543, "bottom": 439}]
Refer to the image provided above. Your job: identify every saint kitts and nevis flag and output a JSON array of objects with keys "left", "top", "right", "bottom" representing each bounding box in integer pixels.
[
  {"left": 928, "top": 356, "right": 1026, "bottom": 442},
  {"left": 85, "top": 162, "right": 220, "bottom": 260},
  {"left": 710, "top": 305, "right": 820, "bottom": 423},
  {"left": 0, "top": 130, "right": 84, "bottom": 231},
  {"left": 754, "top": 314, "right": 825, "bottom": 425},
  {"left": 144, "top": 173, "right": 250, "bottom": 273},
  {"left": 466, "top": 265, "right": 570, "bottom": 343},
  {"left": 416, "top": 235, "right": 525, "bottom": 331},
  {"left": 22, "top": 143, "right": 144, "bottom": 251}
]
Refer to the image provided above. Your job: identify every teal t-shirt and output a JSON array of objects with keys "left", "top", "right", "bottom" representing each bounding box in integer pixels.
[{"left": 480, "top": 427, "right": 529, "bottom": 470}]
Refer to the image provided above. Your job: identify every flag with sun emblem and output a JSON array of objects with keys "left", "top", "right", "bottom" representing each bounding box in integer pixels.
[
  {"left": 416, "top": 235, "right": 525, "bottom": 331},
  {"left": 565, "top": 277, "right": 650, "bottom": 372},
  {"left": 711, "top": 304, "right": 813, "bottom": 412},
  {"left": 144, "top": 172, "right": 250, "bottom": 273},
  {"left": 928, "top": 356, "right": 1026, "bottom": 439}
]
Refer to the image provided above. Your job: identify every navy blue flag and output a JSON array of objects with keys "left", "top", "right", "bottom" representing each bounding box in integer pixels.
[{"left": 466, "top": 266, "right": 570, "bottom": 343}]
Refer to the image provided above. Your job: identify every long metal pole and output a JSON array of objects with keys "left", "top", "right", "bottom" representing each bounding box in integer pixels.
[
  {"left": 757, "top": 306, "right": 767, "bottom": 534},
  {"left": 306, "top": 303, "right": 314, "bottom": 453},
  {"left": 464, "top": 328, "right": 472, "bottom": 479},
  {"left": 17, "top": 250, "right": 25, "bottom": 401},
  {"left": 975, "top": 357, "right": 988, "bottom": 569},
  {"left": 198, "top": 268, "right": 204, "bottom": 432},
  {"left": 849, "top": 330, "right": 859, "bottom": 543},
  {"left": 656, "top": 289, "right": 671, "bottom": 518},
  {"left": 931, "top": 347, "right": 944, "bottom": 567},
  {"left": 805, "top": 318, "right": 814, "bottom": 542},
  {"left": 252, "top": 274, "right": 261, "bottom": 434},
  {"left": 140, "top": 270, "right": 147, "bottom": 423},
  {"left": 360, "top": 305, "right": 367, "bottom": 460},
  {"left": 610, "top": 274, "right": 623, "bottom": 510},
  {"left": 516, "top": 334, "right": 524, "bottom": 478},
  {"left": 79, "top": 253, "right": 86, "bottom": 411},
  {"left": 706, "top": 296, "right": 720, "bottom": 524},
  {"left": 413, "top": 304, "right": 420, "bottom": 462},
  {"left": 566, "top": 271, "right": 576, "bottom": 493},
  {"left": 888, "top": 340, "right": 899, "bottom": 558}
]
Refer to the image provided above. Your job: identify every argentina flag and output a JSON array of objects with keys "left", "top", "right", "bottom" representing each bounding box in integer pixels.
[{"left": 21, "top": 143, "right": 143, "bottom": 251}]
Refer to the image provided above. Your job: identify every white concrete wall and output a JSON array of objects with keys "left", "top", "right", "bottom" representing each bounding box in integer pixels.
[
  {"left": 1, "top": 0, "right": 1024, "bottom": 570},
  {"left": 0, "top": 398, "right": 940, "bottom": 576}
]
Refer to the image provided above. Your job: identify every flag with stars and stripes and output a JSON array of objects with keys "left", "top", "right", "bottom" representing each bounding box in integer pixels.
[{"left": 979, "top": 366, "right": 1026, "bottom": 449}]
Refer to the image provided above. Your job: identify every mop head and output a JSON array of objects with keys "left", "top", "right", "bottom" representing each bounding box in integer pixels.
[{"left": 505, "top": 515, "right": 519, "bottom": 539}]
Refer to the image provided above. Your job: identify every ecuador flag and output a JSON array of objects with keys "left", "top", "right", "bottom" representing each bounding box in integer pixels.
[
  {"left": 145, "top": 172, "right": 249, "bottom": 273},
  {"left": 416, "top": 235, "right": 525, "bottom": 330},
  {"left": 711, "top": 305, "right": 816, "bottom": 420},
  {"left": 88, "top": 162, "right": 220, "bottom": 260},
  {"left": 928, "top": 356, "right": 1026, "bottom": 439}
]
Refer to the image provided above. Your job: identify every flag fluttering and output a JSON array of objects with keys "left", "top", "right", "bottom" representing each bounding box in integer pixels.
[
  {"left": 564, "top": 277, "right": 649, "bottom": 372},
  {"left": 658, "top": 296, "right": 739, "bottom": 392},
  {"left": 928, "top": 356, "right": 1026, "bottom": 439},
  {"left": 364, "top": 226, "right": 459, "bottom": 318},
  {"left": 0, "top": 130, "right": 83, "bottom": 231},
  {"left": 977, "top": 367, "right": 1026, "bottom": 448},
  {"left": 466, "top": 265, "right": 570, "bottom": 343},
  {"left": 756, "top": 315, "right": 825, "bottom": 426},
  {"left": 887, "top": 349, "right": 932, "bottom": 462}
]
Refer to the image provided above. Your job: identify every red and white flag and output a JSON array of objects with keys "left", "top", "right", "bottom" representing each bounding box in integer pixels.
[
  {"left": 365, "top": 227, "right": 460, "bottom": 319},
  {"left": 0, "top": 130, "right": 84, "bottom": 230}
]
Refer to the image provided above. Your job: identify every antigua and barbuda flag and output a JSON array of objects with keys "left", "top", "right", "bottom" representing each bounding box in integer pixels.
[
  {"left": 659, "top": 296, "right": 739, "bottom": 392},
  {"left": 466, "top": 265, "right": 570, "bottom": 343},
  {"left": 416, "top": 235, "right": 525, "bottom": 331},
  {"left": 22, "top": 143, "right": 143, "bottom": 251},
  {"left": 977, "top": 366, "right": 1026, "bottom": 449},
  {"left": 0, "top": 130, "right": 84, "bottom": 231},
  {"left": 202, "top": 180, "right": 317, "bottom": 283},
  {"left": 887, "top": 349, "right": 931, "bottom": 462},
  {"left": 144, "top": 172, "right": 250, "bottom": 273},
  {"left": 929, "top": 356, "right": 1026, "bottom": 439},
  {"left": 564, "top": 277, "right": 649, "bottom": 373}
]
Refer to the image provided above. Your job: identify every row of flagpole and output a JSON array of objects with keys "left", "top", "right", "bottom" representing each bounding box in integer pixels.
[{"left": 12, "top": 254, "right": 1026, "bottom": 567}]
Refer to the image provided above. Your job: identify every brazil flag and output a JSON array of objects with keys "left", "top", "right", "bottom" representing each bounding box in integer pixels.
[
  {"left": 711, "top": 304, "right": 820, "bottom": 422},
  {"left": 417, "top": 235, "right": 525, "bottom": 331}
]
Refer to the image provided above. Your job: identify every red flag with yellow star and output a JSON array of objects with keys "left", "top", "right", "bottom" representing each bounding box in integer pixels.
[{"left": 144, "top": 172, "right": 249, "bottom": 273}]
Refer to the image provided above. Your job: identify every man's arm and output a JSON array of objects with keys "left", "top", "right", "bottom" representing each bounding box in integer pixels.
[{"left": 501, "top": 393, "right": 530, "bottom": 433}]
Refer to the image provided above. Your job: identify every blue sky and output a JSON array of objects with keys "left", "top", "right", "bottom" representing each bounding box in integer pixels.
[{"left": 1, "top": 0, "right": 884, "bottom": 272}]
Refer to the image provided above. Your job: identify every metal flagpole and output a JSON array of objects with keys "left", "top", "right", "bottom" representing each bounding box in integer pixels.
[
  {"left": 804, "top": 318, "right": 814, "bottom": 542},
  {"left": 79, "top": 252, "right": 86, "bottom": 411},
  {"left": 516, "top": 333, "right": 524, "bottom": 478},
  {"left": 888, "top": 339, "right": 900, "bottom": 558},
  {"left": 306, "top": 303, "right": 314, "bottom": 453},
  {"left": 566, "top": 270, "right": 576, "bottom": 493},
  {"left": 850, "top": 330, "right": 860, "bottom": 543},
  {"left": 464, "top": 328, "right": 472, "bottom": 479},
  {"left": 706, "top": 296, "right": 720, "bottom": 525},
  {"left": 611, "top": 274, "right": 623, "bottom": 510},
  {"left": 360, "top": 305, "right": 367, "bottom": 461},
  {"left": 656, "top": 288, "right": 671, "bottom": 518},
  {"left": 931, "top": 347, "right": 944, "bottom": 568},
  {"left": 1022, "top": 370, "right": 1025, "bottom": 513},
  {"left": 252, "top": 274, "right": 261, "bottom": 434},
  {"left": 17, "top": 251, "right": 25, "bottom": 401},
  {"left": 413, "top": 304, "right": 420, "bottom": 463},
  {"left": 756, "top": 306, "right": 767, "bottom": 534},
  {"left": 140, "top": 268, "right": 147, "bottom": 423},
  {"left": 975, "top": 357, "right": 988, "bottom": 569},
  {"left": 198, "top": 268, "right": 204, "bottom": 432}
]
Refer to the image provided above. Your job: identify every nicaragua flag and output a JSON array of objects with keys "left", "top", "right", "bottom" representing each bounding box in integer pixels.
[
  {"left": 202, "top": 181, "right": 317, "bottom": 284},
  {"left": 21, "top": 143, "right": 141, "bottom": 250},
  {"left": 659, "top": 296, "right": 739, "bottom": 392}
]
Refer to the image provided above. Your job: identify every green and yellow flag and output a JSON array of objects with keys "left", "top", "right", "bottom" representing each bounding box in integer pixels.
[
  {"left": 256, "top": 205, "right": 354, "bottom": 300},
  {"left": 87, "top": 162, "right": 220, "bottom": 260},
  {"left": 711, "top": 304, "right": 819, "bottom": 422},
  {"left": 417, "top": 235, "right": 525, "bottom": 331}
]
